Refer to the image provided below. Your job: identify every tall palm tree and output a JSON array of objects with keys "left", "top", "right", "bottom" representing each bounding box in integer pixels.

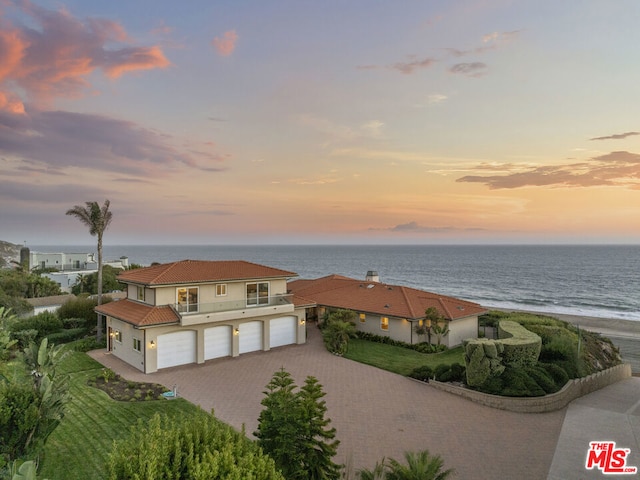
[{"left": 66, "top": 200, "right": 112, "bottom": 341}]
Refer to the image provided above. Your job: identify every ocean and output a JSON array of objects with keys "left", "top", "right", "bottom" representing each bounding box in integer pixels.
[{"left": 31, "top": 244, "right": 640, "bottom": 321}]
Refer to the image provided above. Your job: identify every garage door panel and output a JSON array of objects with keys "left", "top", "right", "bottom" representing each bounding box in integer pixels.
[
  {"left": 270, "top": 316, "right": 297, "bottom": 348},
  {"left": 204, "top": 326, "right": 232, "bottom": 360},
  {"left": 239, "top": 321, "right": 262, "bottom": 354},
  {"left": 157, "top": 331, "right": 196, "bottom": 369}
]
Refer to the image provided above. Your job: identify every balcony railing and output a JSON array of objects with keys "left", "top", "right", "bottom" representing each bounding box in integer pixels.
[{"left": 175, "top": 293, "right": 293, "bottom": 315}]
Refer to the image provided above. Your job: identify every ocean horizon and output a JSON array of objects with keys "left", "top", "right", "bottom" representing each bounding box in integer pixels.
[{"left": 30, "top": 244, "right": 640, "bottom": 322}]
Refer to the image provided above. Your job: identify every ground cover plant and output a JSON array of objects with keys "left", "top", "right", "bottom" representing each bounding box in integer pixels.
[
  {"left": 38, "top": 349, "right": 200, "bottom": 479},
  {"left": 343, "top": 338, "right": 464, "bottom": 376}
]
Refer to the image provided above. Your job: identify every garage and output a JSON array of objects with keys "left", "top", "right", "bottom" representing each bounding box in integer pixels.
[
  {"left": 157, "top": 330, "right": 196, "bottom": 369},
  {"left": 239, "top": 321, "right": 263, "bottom": 354},
  {"left": 204, "top": 325, "right": 232, "bottom": 360},
  {"left": 269, "top": 316, "right": 297, "bottom": 348}
]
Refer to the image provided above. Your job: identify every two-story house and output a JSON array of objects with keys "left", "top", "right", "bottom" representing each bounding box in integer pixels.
[{"left": 95, "top": 260, "right": 309, "bottom": 373}]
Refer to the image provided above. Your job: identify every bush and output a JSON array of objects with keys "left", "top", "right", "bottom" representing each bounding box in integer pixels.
[
  {"left": 523, "top": 365, "right": 559, "bottom": 394},
  {"left": 540, "top": 362, "right": 570, "bottom": 389},
  {"left": 46, "top": 328, "right": 86, "bottom": 344},
  {"left": 62, "top": 317, "right": 88, "bottom": 330},
  {"left": 408, "top": 365, "right": 434, "bottom": 382},
  {"left": 71, "top": 336, "right": 107, "bottom": 352},
  {"left": 11, "top": 329, "right": 38, "bottom": 349},
  {"left": 8, "top": 312, "right": 63, "bottom": 339},
  {"left": 108, "top": 412, "right": 283, "bottom": 479},
  {"left": 57, "top": 297, "right": 111, "bottom": 333}
]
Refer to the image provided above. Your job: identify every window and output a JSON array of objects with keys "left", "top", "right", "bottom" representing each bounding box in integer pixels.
[
  {"left": 137, "top": 286, "right": 145, "bottom": 301},
  {"left": 216, "top": 284, "right": 227, "bottom": 296},
  {"left": 359, "top": 313, "right": 366, "bottom": 323},
  {"left": 247, "top": 282, "right": 269, "bottom": 306},
  {"left": 133, "top": 338, "right": 141, "bottom": 352},
  {"left": 177, "top": 287, "right": 199, "bottom": 313},
  {"left": 114, "top": 330, "right": 122, "bottom": 343},
  {"left": 380, "top": 317, "right": 389, "bottom": 331}
]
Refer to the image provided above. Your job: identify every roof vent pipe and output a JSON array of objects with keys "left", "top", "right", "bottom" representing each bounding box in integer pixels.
[{"left": 365, "top": 270, "right": 379, "bottom": 282}]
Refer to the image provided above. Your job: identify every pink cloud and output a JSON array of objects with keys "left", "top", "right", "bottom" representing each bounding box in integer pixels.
[
  {"left": 0, "top": 1, "right": 170, "bottom": 104},
  {"left": 212, "top": 30, "right": 238, "bottom": 57}
]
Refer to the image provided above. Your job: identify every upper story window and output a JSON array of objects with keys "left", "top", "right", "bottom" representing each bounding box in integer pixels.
[
  {"left": 247, "top": 282, "right": 269, "bottom": 306},
  {"left": 177, "top": 287, "right": 198, "bottom": 313},
  {"left": 137, "top": 286, "right": 145, "bottom": 301},
  {"left": 216, "top": 284, "right": 227, "bottom": 296}
]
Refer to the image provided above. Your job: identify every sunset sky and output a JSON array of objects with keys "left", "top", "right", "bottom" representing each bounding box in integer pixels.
[{"left": 1, "top": 0, "right": 639, "bottom": 245}]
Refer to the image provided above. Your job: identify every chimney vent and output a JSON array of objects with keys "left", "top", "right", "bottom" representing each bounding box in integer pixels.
[{"left": 365, "top": 270, "right": 379, "bottom": 282}]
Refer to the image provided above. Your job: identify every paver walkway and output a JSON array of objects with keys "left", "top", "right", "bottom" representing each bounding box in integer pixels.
[{"left": 89, "top": 325, "right": 566, "bottom": 479}]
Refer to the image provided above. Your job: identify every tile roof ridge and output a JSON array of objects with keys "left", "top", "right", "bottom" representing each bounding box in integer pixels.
[
  {"left": 397, "top": 285, "right": 422, "bottom": 318},
  {"left": 437, "top": 297, "right": 454, "bottom": 319}
]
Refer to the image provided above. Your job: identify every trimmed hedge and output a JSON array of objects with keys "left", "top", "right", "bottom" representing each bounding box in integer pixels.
[
  {"left": 354, "top": 331, "right": 445, "bottom": 354},
  {"left": 498, "top": 320, "right": 542, "bottom": 368}
]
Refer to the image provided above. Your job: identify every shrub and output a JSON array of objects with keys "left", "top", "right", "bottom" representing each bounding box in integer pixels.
[
  {"left": 450, "top": 362, "right": 466, "bottom": 382},
  {"left": 523, "top": 365, "right": 559, "bottom": 394},
  {"left": 9, "top": 312, "right": 63, "bottom": 339},
  {"left": 57, "top": 297, "right": 111, "bottom": 333},
  {"left": 71, "top": 337, "right": 106, "bottom": 352},
  {"left": 61, "top": 317, "right": 88, "bottom": 330},
  {"left": 408, "top": 365, "right": 434, "bottom": 382},
  {"left": 46, "top": 328, "right": 86, "bottom": 344},
  {"left": 11, "top": 329, "right": 38, "bottom": 349},
  {"left": 108, "top": 412, "right": 283, "bottom": 479},
  {"left": 540, "top": 362, "right": 570, "bottom": 389}
]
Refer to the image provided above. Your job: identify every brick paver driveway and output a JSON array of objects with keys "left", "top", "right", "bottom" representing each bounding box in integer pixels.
[{"left": 89, "top": 325, "right": 565, "bottom": 479}]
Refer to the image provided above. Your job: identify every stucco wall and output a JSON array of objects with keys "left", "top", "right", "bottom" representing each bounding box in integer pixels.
[
  {"left": 108, "top": 318, "right": 145, "bottom": 372},
  {"left": 448, "top": 315, "right": 478, "bottom": 347}
]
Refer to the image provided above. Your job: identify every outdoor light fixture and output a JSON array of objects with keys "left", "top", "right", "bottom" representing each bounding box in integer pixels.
[
  {"left": 300, "top": 319, "right": 305, "bottom": 325},
  {"left": 149, "top": 340, "right": 155, "bottom": 348},
  {"left": 234, "top": 327, "right": 239, "bottom": 335}
]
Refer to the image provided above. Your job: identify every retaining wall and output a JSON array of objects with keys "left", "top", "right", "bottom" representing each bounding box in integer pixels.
[{"left": 428, "top": 363, "right": 632, "bottom": 413}]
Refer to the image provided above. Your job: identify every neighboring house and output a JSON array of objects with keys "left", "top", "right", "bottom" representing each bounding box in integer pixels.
[
  {"left": 24, "top": 248, "right": 130, "bottom": 293},
  {"left": 288, "top": 273, "right": 487, "bottom": 348},
  {"left": 24, "top": 294, "right": 76, "bottom": 317},
  {"left": 95, "top": 260, "right": 308, "bottom": 374}
]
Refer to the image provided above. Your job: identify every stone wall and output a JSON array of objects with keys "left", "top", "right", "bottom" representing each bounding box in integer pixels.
[{"left": 428, "top": 363, "right": 632, "bottom": 413}]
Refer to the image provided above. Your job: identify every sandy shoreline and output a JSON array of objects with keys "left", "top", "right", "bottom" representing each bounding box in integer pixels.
[{"left": 487, "top": 307, "right": 640, "bottom": 339}]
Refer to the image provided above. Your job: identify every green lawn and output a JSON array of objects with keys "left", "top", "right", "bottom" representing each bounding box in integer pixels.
[
  {"left": 40, "top": 351, "right": 201, "bottom": 480},
  {"left": 343, "top": 338, "right": 465, "bottom": 376}
]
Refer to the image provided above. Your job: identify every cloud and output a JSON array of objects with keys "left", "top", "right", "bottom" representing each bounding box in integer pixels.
[
  {"left": 449, "top": 62, "right": 487, "bottom": 77},
  {"left": 456, "top": 151, "right": 640, "bottom": 189},
  {"left": 0, "top": 1, "right": 170, "bottom": 104},
  {"left": 389, "top": 56, "right": 436, "bottom": 75},
  {"left": 212, "top": 30, "right": 238, "bottom": 56},
  {"left": 427, "top": 94, "right": 448, "bottom": 104},
  {"left": 0, "top": 107, "right": 227, "bottom": 175},
  {"left": 372, "top": 221, "right": 484, "bottom": 234},
  {"left": 590, "top": 132, "right": 640, "bottom": 141}
]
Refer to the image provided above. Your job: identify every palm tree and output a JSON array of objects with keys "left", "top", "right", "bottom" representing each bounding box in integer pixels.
[
  {"left": 66, "top": 200, "right": 112, "bottom": 342},
  {"left": 384, "top": 450, "right": 454, "bottom": 480}
]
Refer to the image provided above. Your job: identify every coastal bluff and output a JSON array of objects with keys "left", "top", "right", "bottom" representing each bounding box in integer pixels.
[{"left": 0, "top": 240, "right": 20, "bottom": 267}]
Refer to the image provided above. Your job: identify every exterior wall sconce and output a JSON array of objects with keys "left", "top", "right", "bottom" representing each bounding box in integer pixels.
[
  {"left": 234, "top": 327, "right": 239, "bottom": 335},
  {"left": 149, "top": 340, "right": 155, "bottom": 348},
  {"left": 109, "top": 332, "right": 115, "bottom": 338},
  {"left": 299, "top": 319, "right": 305, "bottom": 325}
]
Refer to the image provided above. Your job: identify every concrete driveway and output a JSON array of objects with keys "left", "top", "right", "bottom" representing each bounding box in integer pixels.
[{"left": 89, "top": 324, "right": 566, "bottom": 479}]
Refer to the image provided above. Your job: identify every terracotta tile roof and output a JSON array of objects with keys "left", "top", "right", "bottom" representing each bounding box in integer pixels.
[
  {"left": 95, "top": 299, "right": 180, "bottom": 327},
  {"left": 26, "top": 294, "right": 75, "bottom": 308},
  {"left": 117, "top": 260, "right": 298, "bottom": 286},
  {"left": 288, "top": 275, "right": 486, "bottom": 321}
]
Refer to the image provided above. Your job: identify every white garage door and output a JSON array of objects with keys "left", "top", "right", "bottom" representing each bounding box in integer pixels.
[
  {"left": 270, "top": 316, "right": 297, "bottom": 348},
  {"left": 239, "top": 321, "right": 263, "bottom": 354},
  {"left": 204, "top": 325, "right": 232, "bottom": 360},
  {"left": 157, "top": 330, "right": 196, "bottom": 369}
]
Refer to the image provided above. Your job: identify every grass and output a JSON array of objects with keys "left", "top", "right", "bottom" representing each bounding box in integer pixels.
[
  {"left": 343, "top": 338, "right": 465, "bottom": 376},
  {"left": 39, "top": 351, "right": 201, "bottom": 480}
]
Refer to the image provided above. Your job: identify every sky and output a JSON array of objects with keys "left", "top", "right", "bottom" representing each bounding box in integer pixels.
[{"left": 1, "top": 0, "right": 640, "bottom": 245}]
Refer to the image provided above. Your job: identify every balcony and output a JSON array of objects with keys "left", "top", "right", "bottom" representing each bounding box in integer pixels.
[{"left": 176, "top": 294, "right": 295, "bottom": 326}]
